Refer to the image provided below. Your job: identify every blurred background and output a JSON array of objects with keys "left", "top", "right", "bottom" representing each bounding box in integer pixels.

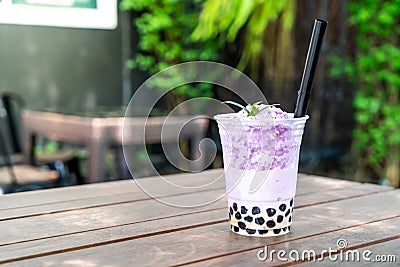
[{"left": 0, "top": 0, "right": 399, "bottom": 189}]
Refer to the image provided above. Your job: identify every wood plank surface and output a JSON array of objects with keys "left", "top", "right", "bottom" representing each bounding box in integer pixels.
[
  {"left": 296, "top": 233, "right": 399, "bottom": 267},
  {"left": 2, "top": 192, "right": 398, "bottom": 266},
  {"left": 0, "top": 171, "right": 397, "bottom": 267},
  {"left": 0, "top": 169, "right": 224, "bottom": 212},
  {"left": 2, "top": 170, "right": 382, "bottom": 211},
  {"left": 0, "top": 170, "right": 391, "bottom": 220},
  {"left": 184, "top": 214, "right": 400, "bottom": 266},
  {"left": 350, "top": 238, "right": 399, "bottom": 266},
  {"left": 0, "top": 185, "right": 391, "bottom": 259}
]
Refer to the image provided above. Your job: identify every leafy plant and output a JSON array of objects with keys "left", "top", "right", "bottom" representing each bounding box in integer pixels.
[
  {"left": 120, "top": 0, "right": 223, "bottom": 112},
  {"left": 192, "top": 0, "right": 295, "bottom": 81},
  {"left": 330, "top": 0, "right": 400, "bottom": 187}
]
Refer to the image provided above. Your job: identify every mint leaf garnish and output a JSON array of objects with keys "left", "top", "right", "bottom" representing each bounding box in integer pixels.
[{"left": 223, "top": 101, "right": 280, "bottom": 116}]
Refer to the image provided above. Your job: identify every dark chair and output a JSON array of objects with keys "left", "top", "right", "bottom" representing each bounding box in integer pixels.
[
  {"left": 1, "top": 92, "right": 84, "bottom": 185},
  {"left": 0, "top": 119, "right": 59, "bottom": 193}
]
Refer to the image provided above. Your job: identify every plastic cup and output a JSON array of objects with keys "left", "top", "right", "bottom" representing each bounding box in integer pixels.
[{"left": 214, "top": 113, "right": 308, "bottom": 237}]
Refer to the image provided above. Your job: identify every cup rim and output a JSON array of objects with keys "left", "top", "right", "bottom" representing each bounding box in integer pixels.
[{"left": 214, "top": 113, "right": 309, "bottom": 124}]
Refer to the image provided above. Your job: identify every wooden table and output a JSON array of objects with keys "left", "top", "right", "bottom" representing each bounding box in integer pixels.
[
  {"left": 0, "top": 169, "right": 399, "bottom": 266},
  {"left": 22, "top": 108, "right": 209, "bottom": 183}
]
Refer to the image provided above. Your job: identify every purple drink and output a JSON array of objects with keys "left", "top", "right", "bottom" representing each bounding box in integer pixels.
[{"left": 215, "top": 105, "right": 308, "bottom": 237}]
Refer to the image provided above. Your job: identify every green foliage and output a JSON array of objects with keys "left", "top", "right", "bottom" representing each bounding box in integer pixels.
[
  {"left": 192, "top": 0, "right": 295, "bottom": 73},
  {"left": 120, "top": 0, "right": 222, "bottom": 109},
  {"left": 34, "top": 141, "right": 58, "bottom": 154},
  {"left": 330, "top": 0, "right": 400, "bottom": 185}
]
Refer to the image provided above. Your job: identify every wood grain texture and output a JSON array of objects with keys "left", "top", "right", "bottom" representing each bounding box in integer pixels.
[
  {"left": 0, "top": 169, "right": 397, "bottom": 267},
  {"left": 19, "top": 190, "right": 397, "bottom": 267},
  {"left": 0, "top": 182, "right": 390, "bottom": 257},
  {"left": 184, "top": 216, "right": 400, "bottom": 266},
  {"left": 0, "top": 169, "right": 224, "bottom": 211}
]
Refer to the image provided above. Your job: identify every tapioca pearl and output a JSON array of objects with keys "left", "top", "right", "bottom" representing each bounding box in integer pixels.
[
  {"left": 258, "top": 230, "right": 269, "bottom": 235},
  {"left": 229, "top": 207, "right": 233, "bottom": 215},
  {"left": 285, "top": 209, "right": 291, "bottom": 217},
  {"left": 252, "top": 206, "right": 261, "bottom": 215},
  {"left": 277, "top": 215, "right": 283, "bottom": 223},
  {"left": 228, "top": 212, "right": 231, "bottom": 220},
  {"left": 282, "top": 227, "right": 287, "bottom": 232},
  {"left": 235, "top": 212, "right": 242, "bottom": 220},
  {"left": 279, "top": 204, "right": 286, "bottom": 212},
  {"left": 233, "top": 203, "right": 238, "bottom": 211},
  {"left": 288, "top": 216, "right": 292, "bottom": 223},
  {"left": 266, "top": 220, "right": 276, "bottom": 228},
  {"left": 233, "top": 226, "right": 239, "bottom": 232},
  {"left": 288, "top": 226, "right": 291, "bottom": 231},
  {"left": 255, "top": 217, "right": 265, "bottom": 225},
  {"left": 273, "top": 229, "right": 281, "bottom": 235},
  {"left": 290, "top": 199, "right": 294, "bottom": 207},
  {"left": 246, "top": 229, "right": 256, "bottom": 235},
  {"left": 244, "top": 216, "right": 253, "bottom": 222},
  {"left": 238, "top": 221, "right": 247, "bottom": 230},
  {"left": 241, "top": 206, "right": 248, "bottom": 214},
  {"left": 266, "top": 208, "right": 276, "bottom": 217}
]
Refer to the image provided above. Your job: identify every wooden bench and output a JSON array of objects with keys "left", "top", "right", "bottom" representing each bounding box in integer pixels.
[{"left": 0, "top": 165, "right": 59, "bottom": 192}]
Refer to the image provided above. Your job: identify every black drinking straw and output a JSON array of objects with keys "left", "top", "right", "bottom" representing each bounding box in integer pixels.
[{"left": 294, "top": 19, "right": 328, "bottom": 118}]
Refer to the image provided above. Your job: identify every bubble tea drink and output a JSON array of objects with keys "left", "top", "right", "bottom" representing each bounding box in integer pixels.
[{"left": 215, "top": 104, "right": 308, "bottom": 237}]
